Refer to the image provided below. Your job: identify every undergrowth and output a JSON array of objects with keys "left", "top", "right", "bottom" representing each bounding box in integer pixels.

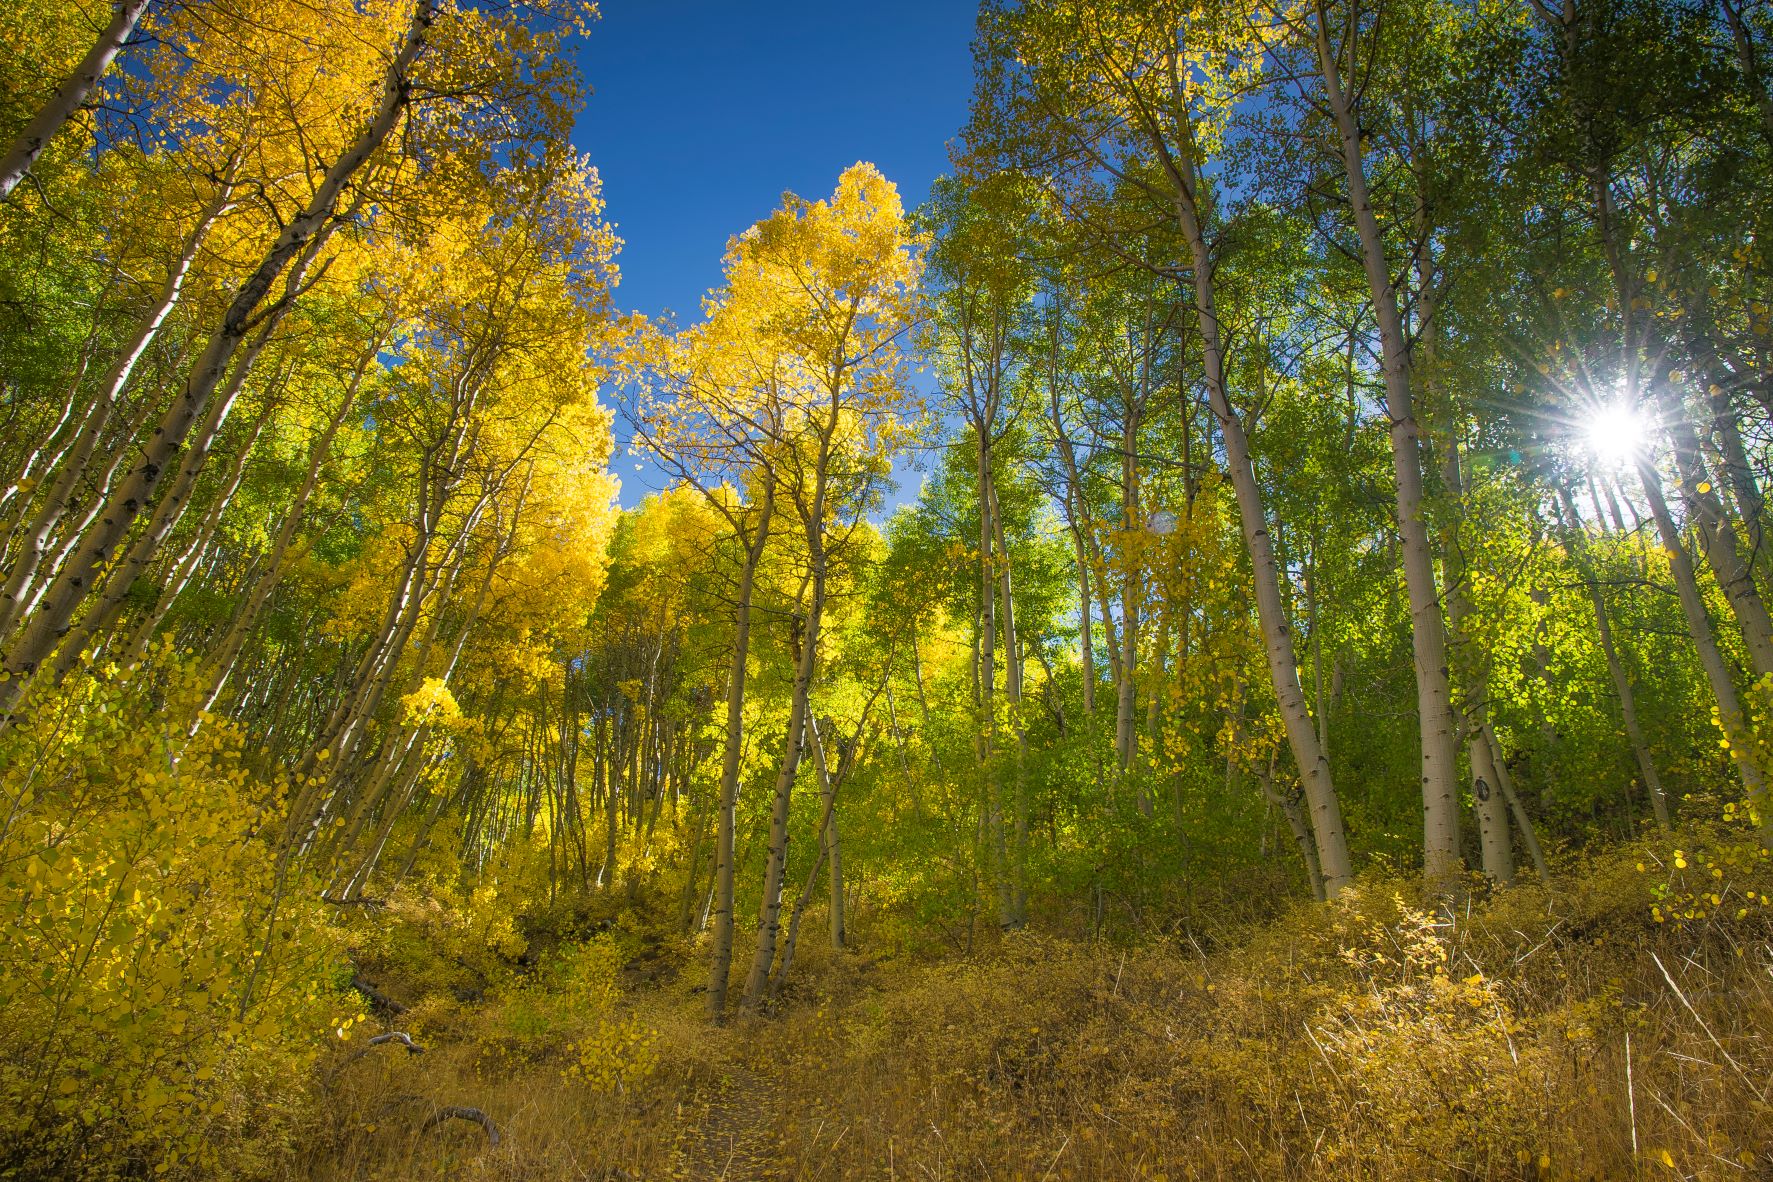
[
  {"left": 302, "top": 828, "right": 1773, "bottom": 1181},
  {"left": 7, "top": 666, "right": 1765, "bottom": 1180}
]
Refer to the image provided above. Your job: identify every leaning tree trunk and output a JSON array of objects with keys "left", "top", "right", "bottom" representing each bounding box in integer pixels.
[
  {"left": 0, "top": 183, "right": 231, "bottom": 644},
  {"left": 1579, "top": 147, "right": 1762, "bottom": 830},
  {"left": 1153, "top": 113, "right": 1355, "bottom": 895},
  {"left": 1658, "top": 386, "right": 1773, "bottom": 681},
  {"left": 1256, "top": 757, "right": 1327, "bottom": 902},
  {"left": 0, "top": 0, "right": 435, "bottom": 721},
  {"left": 0, "top": 0, "right": 152, "bottom": 200},
  {"left": 1638, "top": 461, "right": 1772, "bottom": 835},
  {"left": 1479, "top": 724, "right": 1552, "bottom": 883}
]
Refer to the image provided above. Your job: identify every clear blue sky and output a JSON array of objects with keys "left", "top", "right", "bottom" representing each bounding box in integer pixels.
[{"left": 573, "top": 1, "right": 978, "bottom": 507}]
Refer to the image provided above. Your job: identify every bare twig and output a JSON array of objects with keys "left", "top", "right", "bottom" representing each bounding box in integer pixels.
[{"left": 1625, "top": 1030, "right": 1637, "bottom": 1158}]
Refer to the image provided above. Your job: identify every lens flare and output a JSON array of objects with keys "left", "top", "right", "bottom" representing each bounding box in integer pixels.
[{"left": 1584, "top": 403, "right": 1648, "bottom": 470}]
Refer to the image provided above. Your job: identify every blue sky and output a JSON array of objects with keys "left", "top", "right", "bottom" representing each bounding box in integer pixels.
[{"left": 573, "top": 2, "right": 977, "bottom": 509}]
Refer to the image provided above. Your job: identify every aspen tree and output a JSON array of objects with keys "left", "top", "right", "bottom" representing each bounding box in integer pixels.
[
  {"left": 1294, "top": 0, "right": 1464, "bottom": 888},
  {"left": 0, "top": 0, "right": 439, "bottom": 719},
  {"left": 736, "top": 165, "right": 918, "bottom": 1013}
]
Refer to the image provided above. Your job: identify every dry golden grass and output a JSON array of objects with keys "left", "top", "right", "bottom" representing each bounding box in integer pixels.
[{"left": 299, "top": 835, "right": 1773, "bottom": 1181}]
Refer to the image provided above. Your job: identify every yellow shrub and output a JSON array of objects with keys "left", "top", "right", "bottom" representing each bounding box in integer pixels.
[
  {"left": 1310, "top": 900, "right": 1552, "bottom": 1170},
  {"left": 563, "top": 1013, "right": 660, "bottom": 1093},
  {"left": 0, "top": 658, "right": 354, "bottom": 1179}
]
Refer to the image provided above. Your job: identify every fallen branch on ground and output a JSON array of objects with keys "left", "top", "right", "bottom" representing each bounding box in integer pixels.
[
  {"left": 422, "top": 1105, "right": 501, "bottom": 1146},
  {"left": 351, "top": 973, "right": 405, "bottom": 1015},
  {"left": 324, "top": 1031, "right": 427, "bottom": 1084}
]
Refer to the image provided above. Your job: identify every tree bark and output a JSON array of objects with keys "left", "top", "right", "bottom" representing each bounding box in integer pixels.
[
  {"left": 1638, "top": 461, "right": 1772, "bottom": 833},
  {"left": 740, "top": 475, "right": 827, "bottom": 1012},
  {"left": 1310, "top": 3, "right": 1462, "bottom": 889},
  {"left": 1409, "top": 184, "right": 1514, "bottom": 884},
  {"left": 809, "top": 716, "right": 845, "bottom": 949},
  {"left": 1145, "top": 99, "right": 1355, "bottom": 895},
  {"left": 0, "top": 183, "right": 231, "bottom": 643},
  {"left": 988, "top": 477, "right": 1028, "bottom": 924},
  {"left": 0, "top": 0, "right": 152, "bottom": 200},
  {"left": 706, "top": 486, "right": 772, "bottom": 1022},
  {"left": 1481, "top": 724, "right": 1552, "bottom": 883},
  {"left": 1256, "top": 759, "right": 1327, "bottom": 902}
]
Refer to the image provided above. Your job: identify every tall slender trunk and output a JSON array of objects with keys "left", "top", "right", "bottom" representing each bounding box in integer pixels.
[
  {"left": 1307, "top": 549, "right": 1329, "bottom": 763},
  {"left": 976, "top": 428, "right": 1010, "bottom": 923},
  {"left": 199, "top": 335, "right": 382, "bottom": 706},
  {"left": 1116, "top": 412, "right": 1140, "bottom": 796},
  {"left": 988, "top": 478, "right": 1028, "bottom": 924},
  {"left": 1046, "top": 355, "right": 1104, "bottom": 794},
  {"left": 1554, "top": 485, "right": 1670, "bottom": 827},
  {"left": 1721, "top": 0, "right": 1773, "bottom": 146},
  {"left": 1417, "top": 254, "right": 1512, "bottom": 884},
  {"left": 1466, "top": 715, "right": 1514, "bottom": 884},
  {"left": 1705, "top": 384, "right": 1770, "bottom": 589},
  {"left": 117, "top": 389, "right": 278, "bottom": 663},
  {"left": 741, "top": 467, "right": 828, "bottom": 1011},
  {"left": 771, "top": 730, "right": 842, "bottom": 998},
  {"left": 1638, "top": 461, "right": 1772, "bottom": 832},
  {"left": 1074, "top": 522, "right": 1096, "bottom": 717},
  {"left": 1662, "top": 389, "right": 1773, "bottom": 680},
  {"left": 1575, "top": 126, "right": 1767, "bottom": 830},
  {"left": 599, "top": 714, "right": 616, "bottom": 884},
  {"left": 809, "top": 716, "right": 845, "bottom": 949},
  {"left": 68, "top": 338, "right": 293, "bottom": 668},
  {"left": 0, "top": 0, "right": 152, "bottom": 199},
  {"left": 1256, "top": 758, "right": 1326, "bottom": 902},
  {"left": 1311, "top": 5, "right": 1461, "bottom": 888},
  {"left": 1144, "top": 99, "right": 1354, "bottom": 894},
  {"left": 707, "top": 481, "right": 769, "bottom": 1025},
  {"left": 1481, "top": 725, "right": 1550, "bottom": 882},
  {"left": 0, "top": 185, "right": 230, "bottom": 642}
]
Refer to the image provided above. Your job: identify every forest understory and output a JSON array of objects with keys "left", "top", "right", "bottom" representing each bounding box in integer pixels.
[{"left": 308, "top": 837, "right": 1773, "bottom": 1182}]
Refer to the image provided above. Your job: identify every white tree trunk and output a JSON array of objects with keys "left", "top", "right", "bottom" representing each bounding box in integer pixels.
[
  {"left": 1311, "top": 4, "right": 1462, "bottom": 888},
  {"left": 0, "top": 0, "right": 151, "bottom": 199},
  {"left": 1152, "top": 117, "right": 1355, "bottom": 895}
]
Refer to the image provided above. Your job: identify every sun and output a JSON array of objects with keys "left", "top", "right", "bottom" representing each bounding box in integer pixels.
[{"left": 1583, "top": 402, "right": 1649, "bottom": 470}]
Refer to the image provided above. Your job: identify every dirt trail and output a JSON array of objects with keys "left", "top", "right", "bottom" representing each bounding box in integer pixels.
[{"left": 678, "top": 1060, "right": 784, "bottom": 1181}]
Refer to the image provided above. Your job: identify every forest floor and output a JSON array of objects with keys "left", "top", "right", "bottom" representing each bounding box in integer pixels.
[{"left": 302, "top": 830, "right": 1773, "bottom": 1181}]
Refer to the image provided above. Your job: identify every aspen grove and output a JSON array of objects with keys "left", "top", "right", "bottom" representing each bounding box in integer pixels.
[{"left": 2, "top": 0, "right": 1773, "bottom": 1178}]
